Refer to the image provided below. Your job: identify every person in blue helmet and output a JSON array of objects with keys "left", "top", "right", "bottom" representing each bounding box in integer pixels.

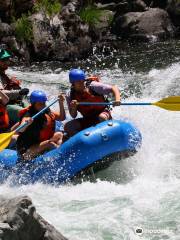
[
  {"left": 15, "top": 90, "right": 66, "bottom": 160},
  {"left": 65, "top": 68, "right": 121, "bottom": 137}
]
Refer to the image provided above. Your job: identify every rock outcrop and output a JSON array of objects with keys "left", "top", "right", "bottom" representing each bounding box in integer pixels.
[
  {"left": 167, "top": 0, "right": 180, "bottom": 28},
  {"left": 0, "top": 0, "right": 179, "bottom": 62},
  {"left": 30, "top": 11, "right": 92, "bottom": 61},
  {"left": 112, "top": 8, "right": 175, "bottom": 41},
  {"left": 0, "top": 195, "right": 68, "bottom": 240}
]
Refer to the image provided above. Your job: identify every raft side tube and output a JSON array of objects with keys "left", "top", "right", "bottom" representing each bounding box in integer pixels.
[{"left": 0, "top": 120, "right": 142, "bottom": 184}]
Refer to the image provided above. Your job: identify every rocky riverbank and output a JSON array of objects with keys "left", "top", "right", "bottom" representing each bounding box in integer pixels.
[
  {"left": 0, "top": 195, "right": 67, "bottom": 240},
  {"left": 0, "top": 0, "right": 179, "bottom": 63}
]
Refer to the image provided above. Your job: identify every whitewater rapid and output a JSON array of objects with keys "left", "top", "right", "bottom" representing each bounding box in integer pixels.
[{"left": 1, "top": 61, "right": 180, "bottom": 240}]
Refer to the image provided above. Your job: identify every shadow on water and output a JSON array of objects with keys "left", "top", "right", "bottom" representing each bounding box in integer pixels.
[
  {"left": 72, "top": 151, "right": 139, "bottom": 185},
  {"left": 17, "top": 39, "right": 180, "bottom": 73}
]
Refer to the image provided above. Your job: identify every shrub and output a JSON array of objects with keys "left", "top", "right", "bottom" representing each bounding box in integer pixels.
[
  {"left": 79, "top": 5, "right": 104, "bottom": 26},
  {"left": 33, "top": 0, "right": 61, "bottom": 16},
  {"left": 15, "top": 14, "right": 33, "bottom": 42}
]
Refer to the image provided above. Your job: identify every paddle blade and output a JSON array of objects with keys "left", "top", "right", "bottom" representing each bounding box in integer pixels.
[
  {"left": 0, "top": 131, "right": 15, "bottom": 151},
  {"left": 153, "top": 96, "right": 180, "bottom": 111}
]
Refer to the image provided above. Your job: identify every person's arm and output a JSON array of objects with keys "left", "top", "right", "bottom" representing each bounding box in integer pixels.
[
  {"left": 90, "top": 82, "right": 121, "bottom": 106},
  {"left": 69, "top": 100, "right": 78, "bottom": 118},
  {"left": 2, "top": 88, "right": 29, "bottom": 101},
  {"left": 111, "top": 85, "right": 121, "bottom": 106},
  {"left": 66, "top": 91, "right": 78, "bottom": 118},
  {"left": 17, "top": 117, "right": 33, "bottom": 133},
  {"left": 11, "top": 121, "right": 20, "bottom": 131},
  {"left": 57, "top": 94, "right": 66, "bottom": 121},
  {"left": 0, "top": 90, "right": 9, "bottom": 105}
]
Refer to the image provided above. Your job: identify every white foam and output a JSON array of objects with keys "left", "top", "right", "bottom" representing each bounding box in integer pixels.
[{"left": 1, "top": 61, "right": 180, "bottom": 239}]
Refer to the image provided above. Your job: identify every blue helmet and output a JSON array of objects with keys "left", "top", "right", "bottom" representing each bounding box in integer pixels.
[
  {"left": 30, "top": 90, "right": 47, "bottom": 104},
  {"left": 69, "top": 69, "right": 85, "bottom": 83}
]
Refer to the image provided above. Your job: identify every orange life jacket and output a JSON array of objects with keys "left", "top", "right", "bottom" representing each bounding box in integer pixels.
[
  {"left": 87, "top": 76, "right": 100, "bottom": 82},
  {"left": 0, "top": 104, "right": 9, "bottom": 130},
  {"left": 39, "top": 113, "right": 56, "bottom": 142},
  {"left": 70, "top": 76, "right": 107, "bottom": 117},
  {"left": 19, "top": 106, "right": 56, "bottom": 142}
]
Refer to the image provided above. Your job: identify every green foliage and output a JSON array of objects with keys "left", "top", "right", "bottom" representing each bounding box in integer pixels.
[
  {"left": 79, "top": 5, "right": 104, "bottom": 26},
  {"left": 108, "top": 13, "right": 114, "bottom": 25},
  {"left": 15, "top": 14, "right": 33, "bottom": 42},
  {"left": 33, "top": 0, "right": 61, "bottom": 17}
]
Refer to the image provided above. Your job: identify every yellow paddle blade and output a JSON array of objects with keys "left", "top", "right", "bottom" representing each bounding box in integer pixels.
[
  {"left": 0, "top": 131, "right": 15, "bottom": 151},
  {"left": 153, "top": 96, "right": 180, "bottom": 111}
]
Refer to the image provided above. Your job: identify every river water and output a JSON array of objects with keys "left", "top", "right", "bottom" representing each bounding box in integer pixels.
[{"left": 1, "top": 39, "right": 180, "bottom": 239}]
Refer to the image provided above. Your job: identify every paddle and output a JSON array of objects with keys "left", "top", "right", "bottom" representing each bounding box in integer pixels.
[
  {"left": 78, "top": 96, "right": 180, "bottom": 111},
  {"left": 0, "top": 98, "right": 59, "bottom": 151}
]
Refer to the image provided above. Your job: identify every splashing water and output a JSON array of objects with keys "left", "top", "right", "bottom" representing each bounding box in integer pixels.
[{"left": 1, "top": 41, "right": 180, "bottom": 240}]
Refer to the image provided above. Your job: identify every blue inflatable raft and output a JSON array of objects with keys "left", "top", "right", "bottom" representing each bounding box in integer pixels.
[{"left": 0, "top": 120, "right": 142, "bottom": 185}]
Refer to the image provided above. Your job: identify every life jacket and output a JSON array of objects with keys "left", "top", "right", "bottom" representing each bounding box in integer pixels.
[
  {"left": 0, "top": 104, "right": 9, "bottom": 130},
  {"left": 0, "top": 61, "right": 21, "bottom": 90},
  {"left": 17, "top": 105, "right": 56, "bottom": 155},
  {"left": 87, "top": 76, "right": 100, "bottom": 82},
  {"left": 70, "top": 76, "right": 108, "bottom": 117}
]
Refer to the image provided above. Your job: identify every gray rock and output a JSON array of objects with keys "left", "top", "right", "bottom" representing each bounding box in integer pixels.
[
  {"left": 167, "top": 0, "right": 180, "bottom": 27},
  {"left": 144, "top": 0, "right": 168, "bottom": 8},
  {"left": 0, "top": 195, "right": 68, "bottom": 240},
  {"left": 113, "top": 0, "right": 147, "bottom": 22},
  {"left": 30, "top": 12, "right": 54, "bottom": 59},
  {"left": 0, "top": 0, "right": 33, "bottom": 21},
  {"left": 112, "top": 8, "right": 175, "bottom": 41},
  {"left": 95, "top": 10, "right": 114, "bottom": 29},
  {"left": 23, "top": 8, "right": 92, "bottom": 61},
  {"left": 0, "top": 0, "right": 11, "bottom": 21},
  {"left": 0, "top": 0, "right": 11, "bottom": 10},
  {"left": 0, "top": 22, "right": 13, "bottom": 38},
  {"left": 50, "top": 16, "right": 67, "bottom": 40},
  {"left": 13, "top": 0, "right": 34, "bottom": 17},
  {"left": 61, "top": 0, "right": 80, "bottom": 16},
  {"left": 98, "top": 0, "right": 147, "bottom": 13},
  {"left": 90, "top": 10, "right": 115, "bottom": 40},
  {"left": 95, "top": 2, "right": 117, "bottom": 11},
  {"left": 132, "top": 0, "right": 148, "bottom": 11}
]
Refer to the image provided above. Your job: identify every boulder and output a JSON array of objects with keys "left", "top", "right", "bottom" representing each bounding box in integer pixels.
[
  {"left": 167, "top": 0, "right": 180, "bottom": 27},
  {"left": 0, "top": 195, "right": 68, "bottom": 240},
  {"left": 143, "top": 0, "right": 168, "bottom": 8},
  {"left": 30, "top": 12, "right": 54, "bottom": 59},
  {"left": 95, "top": 2, "right": 117, "bottom": 11},
  {"left": 113, "top": 0, "right": 147, "bottom": 21},
  {"left": 30, "top": 10, "right": 92, "bottom": 61},
  {"left": 13, "top": 0, "right": 34, "bottom": 17},
  {"left": 0, "top": 22, "right": 13, "bottom": 38},
  {"left": 0, "top": 0, "right": 11, "bottom": 12},
  {"left": 112, "top": 8, "right": 175, "bottom": 41},
  {"left": 96, "top": 0, "right": 147, "bottom": 12},
  {"left": 90, "top": 10, "right": 114, "bottom": 40},
  {"left": 132, "top": 0, "right": 147, "bottom": 11},
  {"left": 61, "top": 0, "right": 81, "bottom": 16},
  {"left": 0, "top": 0, "right": 11, "bottom": 22},
  {"left": 58, "top": 13, "right": 92, "bottom": 60}
]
